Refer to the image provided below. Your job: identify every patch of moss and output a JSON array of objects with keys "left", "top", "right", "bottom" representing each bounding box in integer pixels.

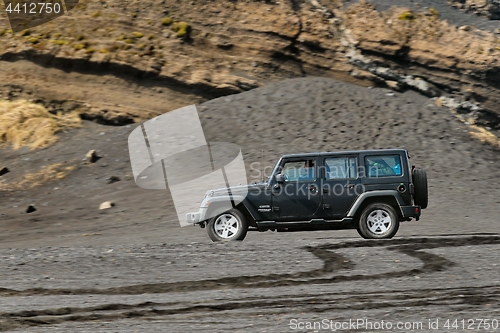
[
  {"left": 86, "top": 48, "right": 95, "bottom": 53},
  {"left": 0, "top": 29, "right": 6, "bottom": 37},
  {"left": 131, "top": 31, "right": 143, "bottom": 38},
  {"left": 100, "top": 48, "right": 109, "bottom": 53},
  {"left": 429, "top": 7, "right": 439, "bottom": 17},
  {"left": 19, "top": 29, "right": 30, "bottom": 36},
  {"left": 172, "top": 22, "right": 191, "bottom": 38},
  {"left": 131, "top": 12, "right": 137, "bottom": 18},
  {"left": 398, "top": 11, "right": 414, "bottom": 21},
  {"left": 50, "top": 39, "right": 69, "bottom": 45},
  {"left": 91, "top": 11, "right": 101, "bottom": 18},
  {"left": 72, "top": 43, "right": 86, "bottom": 50},
  {"left": 161, "top": 17, "right": 173, "bottom": 26},
  {"left": 125, "top": 38, "right": 133, "bottom": 44},
  {"left": 76, "top": 35, "right": 85, "bottom": 41},
  {"left": 27, "top": 37, "right": 39, "bottom": 44},
  {"left": 116, "top": 34, "right": 125, "bottom": 41},
  {"left": 52, "top": 32, "right": 61, "bottom": 39}
]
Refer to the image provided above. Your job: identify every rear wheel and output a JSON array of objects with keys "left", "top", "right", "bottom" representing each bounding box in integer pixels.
[
  {"left": 413, "top": 168, "right": 428, "bottom": 209},
  {"left": 207, "top": 209, "right": 248, "bottom": 242},
  {"left": 357, "top": 203, "right": 399, "bottom": 239}
]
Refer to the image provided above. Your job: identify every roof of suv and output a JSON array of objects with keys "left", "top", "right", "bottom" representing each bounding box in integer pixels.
[{"left": 281, "top": 148, "right": 408, "bottom": 159}]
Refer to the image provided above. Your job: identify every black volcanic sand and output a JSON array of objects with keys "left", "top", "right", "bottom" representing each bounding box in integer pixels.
[
  {"left": 345, "top": 0, "right": 500, "bottom": 31},
  {"left": 1, "top": 77, "right": 499, "bottom": 248},
  {"left": 0, "top": 77, "right": 499, "bottom": 332}
]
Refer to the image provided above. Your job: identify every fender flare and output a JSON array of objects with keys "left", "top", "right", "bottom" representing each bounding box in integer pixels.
[
  {"left": 347, "top": 190, "right": 405, "bottom": 217},
  {"left": 203, "top": 195, "right": 260, "bottom": 222}
]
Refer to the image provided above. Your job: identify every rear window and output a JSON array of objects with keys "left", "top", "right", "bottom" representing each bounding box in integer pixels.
[{"left": 365, "top": 155, "right": 402, "bottom": 177}]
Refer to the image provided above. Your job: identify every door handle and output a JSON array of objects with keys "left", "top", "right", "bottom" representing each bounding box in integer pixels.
[{"left": 307, "top": 185, "right": 318, "bottom": 193}]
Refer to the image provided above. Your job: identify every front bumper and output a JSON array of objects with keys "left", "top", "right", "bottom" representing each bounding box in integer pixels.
[
  {"left": 401, "top": 205, "right": 421, "bottom": 221},
  {"left": 186, "top": 207, "right": 208, "bottom": 224}
]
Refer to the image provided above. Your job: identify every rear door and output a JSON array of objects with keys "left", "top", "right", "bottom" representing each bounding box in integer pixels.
[{"left": 320, "top": 154, "right": 362, "bottom": 219}]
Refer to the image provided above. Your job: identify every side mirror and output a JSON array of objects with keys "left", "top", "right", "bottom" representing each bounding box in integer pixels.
[{"left": 275, "top": 173, "right": 285, "bottom": 183}]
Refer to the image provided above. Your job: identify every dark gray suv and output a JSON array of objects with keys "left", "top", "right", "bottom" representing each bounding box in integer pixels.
[{"left": 187, "top": 149, "right": 428, "bottom": 241}]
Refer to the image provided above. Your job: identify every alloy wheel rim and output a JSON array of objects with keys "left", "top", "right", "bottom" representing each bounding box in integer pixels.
[
  {"left": 366, "top": 209, "right": 392, "bottom": 235},
  {"left": 214, "top": 214, "right": 239, "bottom": 239}
]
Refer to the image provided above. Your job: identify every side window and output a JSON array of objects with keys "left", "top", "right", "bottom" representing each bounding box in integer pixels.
[
  {"left": 365, "top": 155, "right": 402, "bottom": 177},
  {"left": 325, "top": 157, "right": 357, "bottom": 179},
  {"left": 282, "top": 159, "right": 316, "bottom": 181}
]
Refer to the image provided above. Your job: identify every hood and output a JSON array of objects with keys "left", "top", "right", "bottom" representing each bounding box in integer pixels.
[{"left": 205, "top": 182, "right": 266, "bottom": 197}]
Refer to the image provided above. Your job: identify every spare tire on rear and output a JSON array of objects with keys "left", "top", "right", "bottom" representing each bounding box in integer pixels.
[{"left": 412, "top": 168, "right": 428, "bottom": 209}]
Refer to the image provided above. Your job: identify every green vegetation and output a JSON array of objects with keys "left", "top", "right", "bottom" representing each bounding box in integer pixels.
[
  {"left": 86, "top": 48, "right": 95, "bottom": 53},
  {"left": 0, "top": 29, "right": 6, "bottom": 37},
  {"left": 172, "top": 22, "right": 191, "bottom": 38},
  {"left": 91, "top": 11, "right": 101, "bottom": 18},
  {"left": 125, "top": 38, "right": 133, "bottom": 44},
  {"left": 429, "top": 7, "right": 439, "bottom": 17},
  {"left": 52, "top": 32, "right": 61, "bottom": 39},
  {"left": 19, "top": 29, "right": 30, "bottom": 36},
  {"left": 50, "top": 39, "right": 69, "bottom": 45},
  {"left": 131, "top": 31, "right": 143, "bottom": 38},
  {"left": 161, "top": 17, "right": 173, "bottom": 26},
  {"left": 27, "top": 37, "right": 39, "bottom": 44},
  {"left": 100, "top": 48, "right": 109, "bottom": 53},
  {"left": 72, "top": 43, "right": 86, "bottom": 50},
  {"left": 398, "top": 11, "right": 414, "bottom": 20}
]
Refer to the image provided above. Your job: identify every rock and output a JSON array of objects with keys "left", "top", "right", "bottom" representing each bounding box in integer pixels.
[
  {"left": 106, "top": 176, "right": 121, "bottom": 184},
  {"left": 99, "top": 201, "right": 115, "bottom": 210},
  {"left": 0, "top": 167, "right": 9, "bottom": 177},
  {"left": 85, "top": 150, "right": 101, "bottom": 164},
  {"left": 26, "top": 205, "right": 37, "bottom": 213},
  {"left": 385, "top": 80, "right": 402, "bottom": 91}
]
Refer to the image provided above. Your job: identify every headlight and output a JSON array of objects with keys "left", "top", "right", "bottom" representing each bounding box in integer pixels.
[{"left": 205, "top": 190, "right": 214, "bottom": 198}]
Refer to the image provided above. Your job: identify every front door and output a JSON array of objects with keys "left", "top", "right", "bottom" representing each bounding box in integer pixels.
[
  {"left": 271, "top": 157, "right": 322, "bottom": 221},
  {"left": 321, "top": 155, "right": 362, "bottom": 219}
]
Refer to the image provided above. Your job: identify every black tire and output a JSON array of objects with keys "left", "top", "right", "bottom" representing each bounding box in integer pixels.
[
  {"left": 357, "top": 203, "right": 399, "bottom": 239},
  {"left": 207, "top": 209, "right": 248, "bottom": 242},
  {"left": 412, "top": 168, "right": 428, "bottom": 209}
]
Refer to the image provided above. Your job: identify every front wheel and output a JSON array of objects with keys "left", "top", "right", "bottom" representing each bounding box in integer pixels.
[
  {"left": 357, "top": 203, "right": 399, "bottom": 239},
  {"left": 207, "top": 209, "right": 248, "bottom": 242}
]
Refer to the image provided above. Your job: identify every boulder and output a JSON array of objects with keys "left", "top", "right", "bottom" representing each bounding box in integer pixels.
[
  {"left": 85, "top": 150, "right": 101, "bottom": 164},
  {"left": 99, "top": 201, "right": 115, "bottom": 210},
  {"left": 0, "top": 167, "right": 9, "bottom": 177}
]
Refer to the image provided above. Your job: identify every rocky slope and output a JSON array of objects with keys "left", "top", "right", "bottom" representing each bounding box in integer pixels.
[
  {"left": 449, "top": 0, "right": 500, "bottom": 19},
  {"left": 0, "top": 0, "right": 500, "bottom": 130}
]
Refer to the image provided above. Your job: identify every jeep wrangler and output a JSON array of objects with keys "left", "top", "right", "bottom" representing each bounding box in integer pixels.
[{"left": 187, "top": 149, "right": 428, "bottom": 241}]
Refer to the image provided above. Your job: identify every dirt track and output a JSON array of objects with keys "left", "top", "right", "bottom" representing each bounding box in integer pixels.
[{"left": 0, "top": 235, "right": 499, "bottom": 332}]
